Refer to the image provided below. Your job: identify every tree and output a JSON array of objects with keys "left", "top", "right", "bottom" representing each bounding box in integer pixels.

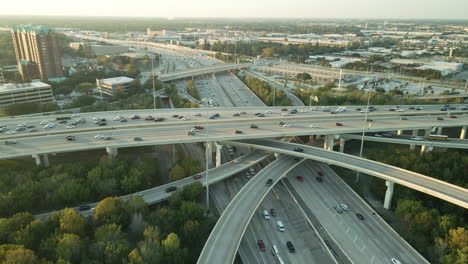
[
  {"left": 75, "top": 82, "right": 95, "bottom": 94},
  {"left": 0, "top": 244, "right": 24, "bottom": 262},
  {"left": 162, "top": 233, "right": 180, "bottom": 253},
  {"left": 94, "top": 224, "right": 124, "bottom": 242},
  {"left": 128, "top": 248, "right": 144, "bottom": 264},
  {"left": 125, "top": 195, "right": 147, "bottom": 215},
  {"left": 137, "top": 226, "right": 162, "bottom": 263},
  {"left": 59, "top": 208, "right": 86, "bottom": 236},
  {"left": 446, "top": 228, "right": 468, "bottom": 251},
  {"left": 169, "top": 164, "right": 186, "bottom": 182},
  {"left": 56, "top": 233, "right": 82, "bottom": 263},
  {"left": 2, "top": 248, "right": 39, "bottom": 264},
  {"left": 93, "top": 197, "right": 130, "bottom": 228},
  {"left": 121, "top": 168, "right": 144, "bottom": 193}
]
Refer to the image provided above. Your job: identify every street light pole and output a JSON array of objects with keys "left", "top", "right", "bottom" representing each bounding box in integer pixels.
[
  {"left": 356, "top": 90, "right": 371, "bottom": 182},
  {"left": 205, "top": 105, "right": 210, "bottom": 214},
  {"left": 151, "top": 55, "right": 156, "bottom": 110}
]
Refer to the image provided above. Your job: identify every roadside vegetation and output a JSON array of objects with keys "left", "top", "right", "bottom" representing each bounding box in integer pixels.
[
  {"left": 169, "top": 157, "right": 203, "bottom": 182},
  {"left": 241, "top": 76, "right": 291, "bottom": 106},
  {"left": 186, "top": 80, "right": 200, "bottom": 100},
  {"left": 0, "top": 182, "right": 215, "bottom": 264}
]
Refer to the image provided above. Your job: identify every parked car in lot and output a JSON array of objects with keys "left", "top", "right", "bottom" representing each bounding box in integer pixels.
[{"left": 340, "top": 204, "right": 349, "bottom": 211}]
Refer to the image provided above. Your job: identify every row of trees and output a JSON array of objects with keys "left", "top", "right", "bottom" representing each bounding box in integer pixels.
[
  {"left": 0, "top": 182, "right": 215, "bottom": 263},
  {"left": 0, "top": 155, "right": 160, "bottom": 218},
  {"left": 365, "top": 148, "right": 468, "bottom": 263},
  {"left": 241, "top": 76, "right": 291, "bottom": 106},
  {"left": 0, "top": 102, "right": 59, "bottom": 117},
  {"left": 169, "top": 157, "right": 203, "bottom": 182}
]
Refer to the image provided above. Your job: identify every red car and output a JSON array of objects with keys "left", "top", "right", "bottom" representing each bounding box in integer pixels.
[
  {"left": 257, "top": 240, "right": 266, "bottom": 251},
  {"left": 296, "top": 176, "right": 304, "bottom": 182},
  {"left": 193, "top": 174, "right": 202, "bottom": 180},
  {"left": 194, "top": 126, "right": 204, "bottom": 130},
  {"left": 388, "top": 108, "right": 395, "bottom": 111},
  {"left": 318, "top": 172, "right": 324, "bottom": 176},
  {"left": 436, "top": 117, "right": 444, "bottom": 120},
  {"left": 336, "top": 123, "right": 343, "bottom": 126},
  {"left": 145, "top": 116, "right": 154, "bottom": 120},
  {"left": 448, "top": 115, "right": 457, "bottom": 119}
]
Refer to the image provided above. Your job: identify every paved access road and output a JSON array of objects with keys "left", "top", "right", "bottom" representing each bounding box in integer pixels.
[
  {"left": 227, "top": 139, "right": 468, "bottom": 209},
  {"left": 198, "top": 156, "right": 304, "bottom": 264},
  {"left": 34, "top": 150, "right": 270, "bottom": 219},
  {"left": 287, "top": 160, "right": 429, "bottom": 264}
]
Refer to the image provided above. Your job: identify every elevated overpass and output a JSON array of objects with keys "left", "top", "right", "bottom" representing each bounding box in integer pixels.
[
  {"left": 341, "top": 134, "right": 468, "bottom": 149},
  {"left": 159, "top": 63, "right": 252, "bottom": 82}
]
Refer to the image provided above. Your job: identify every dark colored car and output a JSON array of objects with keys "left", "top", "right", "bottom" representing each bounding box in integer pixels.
[
  {"left": 235, "top": 130, "right": 243, "bottom": 134},
  {"left": 293, "top": 147, "right": 303, "bottom": 152},
  {"left": 193, "top": 174, "right": 202, "bottom": 180},
  {"left": 440, "top": 108, "right": 447, "bottom": 111},
  {"left": 209, "top": 116, "right": 216, "bottom": 119},
  {"left": 131, "top": 115, "right": 140, "bottom": 119},
  {"left": 408, "top": 107, "right": 415, "bottom": 110},
  {"left": 336, "top": 123, "right": 343, "bottom": 126},
  {"left": 318, "top": 172, "right": 324, "bottom": 176},
  {"left": 448, "top": 115, "right": 457, "bottom": 119},
  {"left": 270, "top": 208, "right": 276, "bottom": 217},
  {"left": 356, "top": 213, "right": 365, "bottom": 220},
  {"left": 257, "top": 114, "right": 265, "bottom": 117},
  {"left": 213, "top": 113, "right": 220, "bottom": 117},
  {"left": 233, "top": 113, "right": 240, "bottom": 117},
  {"left": 278, "top": 121, "right": 285, "bottom": 125},
  {"left": 172, "top": 114, "right": 179, "bottom": 118},
  {"left": 266, "top": 179, "right": 273, "bottom": 186},
  {"left": 281, "top": 108, "right": 288, "bottom": 111},
  {"left": 98, "top": 122, "right": 107, "bottom": 126},
  {"left": 316, "top": 177, "right": 323, "bottom": 182},
  {"left": 165, "top": 186, "right": 177, "bottom": 193},
  {"left": 250, "top": 124, "right": 258, "bottom": 129},
  {"left": 286, "top": 241, "right": 295, "bottom": 253},
  {"left": 58, "top": 120, "right": 67, "bottom": 124},
  {"left": 78, "top": 205, "right": 91, "bottom": 211},
  {"left": 155, "top": 117, "right": 165, "bottom": 122},
  {"left": 257, "top": 240, "right": 266, "bottom": 251},
  {"left": 436, "top": 117, "right": 444, "bottom": 121},
  {"left": 194, "top": 126, "right": 204, "bottom": 129},
  {"left": 400, "top": 117, "right": 408, "bottom": 120},
  {"left": 133, "top": 137, "right": 142, "bottom": 141},
  {"left": 296, "top": 176, "right": 304, "bottom": 182},
  {"left": 65, "top": 135, "right": 75, "bottom": 141},
  {"left": 356, "top": 108, "right": 361, "bottom": 111}
]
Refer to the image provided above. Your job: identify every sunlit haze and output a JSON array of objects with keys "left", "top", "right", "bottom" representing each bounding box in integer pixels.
[{"left": 1, "top": 0, "right": 467, "bottom": 19}]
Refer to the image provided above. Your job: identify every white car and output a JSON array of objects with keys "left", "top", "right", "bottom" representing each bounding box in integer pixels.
[
  {"left": 66, "top": 125, "right": 76, "bottom": 129},
  {"left": 340, "top": 204, "right": 349, "bottom": 211},
  {"left": 94, "top": 135, "right": 105, "bottom": 139},
  {"left": 44, "top": 124, "right": 55, "bottom": 129},
  {"left": 17, "top": 123, "right": 28, "bottom": 127},
  {"left": 282, "top": 113, "right": 291, "bottom": 116},
  {"left": 71, "top": 114, "right": 80, "bottom": 117},
  {"left": 283, "top": 124, "right": 292, "bottom": 127},
  {"left": 391, "top": 258, "right": 401, "bottom": 264},
  {"left": 181, "top": 117, "right": 190, "bottom": 121},
  {"left": 6, "top": 131, "right": 16, "bottom": 135},
  {"left": 310, "top": 107, "right": 318, "bottom": 111},
  {"left": 301, "top": 110, "right": 308, "bottom": 113},
  {"left": 40, "top": 121, "right": 49, "bottom": 125},
  {"left": 410, "top": 137, "right": 424, "bottom": 141},
  {"left": 309, "top": 124, "right": 318, "bottom": 128},
  {"left": 396, "top": 109, "right": 404, "bottom": 112},
  {"left": 265, "top": 110, "right": 272, "bottom": 114}
]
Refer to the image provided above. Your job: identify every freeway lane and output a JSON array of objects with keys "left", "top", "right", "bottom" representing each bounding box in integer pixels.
[
  {"left": 198, "top": 156, "right": 305, "bottom": 264},
  {"left": 1, "top": 114, "right": 467, "bottom": 160},
  {"left": 35, "top": 149, "right": 270, "bottom": 219},
  {"left": 342, "top": 134, "right": 468, "bottom": 149},
  {"left": 227, "top": 139, "right": 468, "bottom": 209},
  {"left": 287, "top": 160, "right": 429, "bottom": 264}
]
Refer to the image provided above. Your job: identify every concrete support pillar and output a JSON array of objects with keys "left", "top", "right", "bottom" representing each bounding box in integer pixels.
[
  {"left": 436, "top": 127, "right": 443, "bottom": 135},
  {"left": 420, "top": 145, "right": 433, "bottom": 154},
  {"left": 383, "top": 181, "right": 395, "bottom": 210},
  {"left": 206, "top": 142, "right": 213, "bottom": 167},
  {"left": 274, "top": 153, "right": 282, "bottom": 159},
  {"left": 397, "top": 130, "right": 403, "bottom": 136},
  {"left": 32, "top": 154, "right": 41, "bottom": 166},
  {"left": 105, "top": 146, "right": 118, "bottom": 157},
  {"left": 410, "top": 129, "right": 418, "bottom": 151},
  {"left": 339, "top": 138, "right": 345, "bottom": 153},
  {"left": 43, "top": 154, "right": 49, "bottom": 167},
  {"left": 460, "top": 126, "right": 467, "bottom": 139},
  {"left": 424, "top": 129, "right": 431, "bottom": 137},
  {"left": 214, "top": 142, "right": 223, "bottom": 167},
  {"left": 323, "top": 135, "right": 334, "bottom": 151}
]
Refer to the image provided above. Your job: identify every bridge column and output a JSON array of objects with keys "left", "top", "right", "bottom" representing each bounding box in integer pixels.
[
  {"left": 214, "top": 142, "right": 223, "bottom": 167},
  {"left": 420, "top": 145, "right": 433, "bottom": 154},
  {"left": 32, "top": 154, "right": 50, "bottom": 167},
  {"left": 274, "top": 153, "right": 282, "bottom": 159},
  {"left": 106, "top": 146, "right": 118, "bottom": 157},
  {"left": 43, "top": 154, "right": 50, "bottom": 167},
  {"left": 460, "top": 126, "right": 467, "bottom": 139},
  {"left": 436, "top": 127, "right": 443, "bottom": 135},
  {"left": 397, "top": 130, "right": 403, "bottom": 136},
  {"left": 206, "top": 142, "right": 213, "bottom": 167},
  {"left": 383, "top": 181, "right": 395, "bottom": 210},
  {"left": 323, "top": 135, "right": 334, "bottom": 151},
  {"left": 339, "top": 138, "right": 345, "bottom": 153},
  {"left": 32, "top": 154, "right": 41, "bottom": 166},
  {"left": 410, "top": 129, "right": 418, "bottom": 151}
]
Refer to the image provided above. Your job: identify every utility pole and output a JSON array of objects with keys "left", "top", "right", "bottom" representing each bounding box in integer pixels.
[
  {"left": 356, "top": 90, "right": 371, "bottom": 182},
  {"left": 152, "top": 55, "right": 156, "bottom": 110}
]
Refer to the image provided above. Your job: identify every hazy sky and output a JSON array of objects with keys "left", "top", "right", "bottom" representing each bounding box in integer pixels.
[{"left": 1, "top": 0, "right": 467, "bottom": 19}]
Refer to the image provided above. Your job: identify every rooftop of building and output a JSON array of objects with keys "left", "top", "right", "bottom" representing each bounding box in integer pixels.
[
  {"left": 0, "top": 81, "right": 51, "bottom": 93},
  {"left": 101, "top": 76, "right": 134, "bottom": 85},
  {"left": 11, "top": 24, "right": 53, "bottom": 34}
]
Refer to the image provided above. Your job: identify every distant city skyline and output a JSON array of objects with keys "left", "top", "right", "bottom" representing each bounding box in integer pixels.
[{"left": 1, "top": 0, "right": 467, "bottom": 20}]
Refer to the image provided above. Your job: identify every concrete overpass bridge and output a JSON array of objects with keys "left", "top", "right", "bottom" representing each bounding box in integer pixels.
[{"left": 159, "top": 63, "right": 252, "bottom": 82}]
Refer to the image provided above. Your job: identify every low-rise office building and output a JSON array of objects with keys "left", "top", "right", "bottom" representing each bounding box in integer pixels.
[
  {"left": 0, "top": 81, "right": 54, "bottom": 106},
  {"left": 96, "top": 76, "right": 134, "bottom": 96}
]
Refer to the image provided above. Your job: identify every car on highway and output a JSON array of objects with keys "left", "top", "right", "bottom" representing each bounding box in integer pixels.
[
  {"left": 65, "top": 135, "right": 75, "bottom": 141},
  {"left": 316, "top": 177, "right": 323, "bottom": 182},
  {"left": 356, "top": 213, "right": 365, "bottom": 220},
  {"left": 103, "top": 136, "right": 112, "bottom": 140},
  {"left": 281, "top": 108, "right": 288, "bottom": 111},
  {"left": 257, "top": 113, "right": 265, "bottom": 117},
  {"left": 193, "top": 174, "right": 202, "bottom": 180},
  {"left": 4, "top": 140, "right": 16, "bottom": 145},
  {"left": 187, "top": 131, "right": 195, "bottom": 136},
  {"left": 79, "top": 205, "right": 91, "bottom": 211},
  {"left": 208, "top": 116, "right": 216, "bottom": 119},
  {"left": 283, "top": 123, "right": 292, "bottom": 127},
  {"left": 334, "top": 206, "right": 343, "bottom": 213},
  {"left": 15, "top": 127, "right": 26, "bottom": 131},
  {"left": 195, "top": 113, "right": 202, "bottom": 116},
  {"left": 336, "top": 122, "right": 343, "bottom": 126},
  {"left": 98, "top": 122, "right": 107, "bottom": 126},
  {"left": 276, "top": 221, "right": 285, "bottom": 232},
  {"left": 270, "top": 208, "right": 276, "bottom": 217},
  {"left": 94, "top": 135, "right": 104, "bottom": 139},
  {"left": 145, "top": 116, "right": 154, "bottom": 120},
  {"left": 5, "top": 130, "right": 15, "bottom": 135},
  {"left": 391, "top": 258, "right": 402, "bottom": 264},
  {"left": 232, "top": 159, "right": 240, "bottom": 164},
  {"left": 265, "top": 110, "right": 272, "bottom": 114},
  {"left": 440, "top": 108, "right": 447, "bottom": 111},
  {"left": 410, "top": 137, "right": 424, "bottom": 141},
  {"left": 130, "top": 115, "right": 140, "bottom": 119},
  {"left": 266, "top": 179, "right": 273, "bottom": 186},
  {"left": 165, "top": 186, "right": 177, "bottom": 193},
  {"left": 250, "top": 124, "right": 258, "bottom": 129},
  {"left": 233, "top": 113, "right": 240, "bottom": 117},
  {"left": 318, "top": 172, "right": 324, "bottom": 176},
  {"left": 194, "top": 126, "right": 204, "bottom": 130},
  {"left": 213, "top": 113, "right": 220, "bottom": 117},
  {"left": 396, "top": 109, "right": 404, "bottom": 112},
  {"left": 448, "top": 115, "right": 457, "bottom": 118},
  {"left": 408, "top": 106, "right": 415, "bottom": 110},
  {"left": 382, "top": 134, "right": 393, "bottom": 137},
  {"left": 296, "top": 176, "right": 304, "bottom": 182},
  {"left": 293, "top": 147, "right": 303, "bottom": 152},
  {"left": 436, "top": 117, "right": 444, "bottom": 120},
  {"left": 309, "top": 124, "right": 318, "bottom": 128},
  {"left": 257, "top": 240, "right": 266, "bottom": 251},
  {"left": 133, "top": 137, "right": 142, "bottom": 141},
  {"left": 155, "top": 117, "right": 165, "bottom": 122},
  {"left": 415, "top": 107, "right": 423, "bottom": 110},
  {"left": 282, "top": 112, "right": 291, "bottom": 116},
  {"left": 263, "top": 210, "right": 270, "bottom": 220},
  {"left": 66, "top": 125, "right": 76, "bottom": 129},
  {"left": 278, "top": 121, "right": 285, "bottom": 125},
  {"left": 286, "top": 241, "right": 295, "bottom": 253},
  {"left": 340, "top": 204, "right": 349, "bottom": 211},
  {"left": 400, "top": 117, "right": 408, "bottom": 120},
  {"left": 235, "top": 130, "right": 243, "bottom": 134},
  {"left": 29, "top": 129, "right": 38, "bottom": 132}
]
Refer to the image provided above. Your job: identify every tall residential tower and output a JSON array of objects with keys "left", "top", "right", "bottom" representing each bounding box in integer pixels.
[{"left": 10, "top": 25, "right": 63, "bottom": 81}]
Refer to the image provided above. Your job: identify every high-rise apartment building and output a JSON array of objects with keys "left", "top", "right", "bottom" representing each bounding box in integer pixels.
[{"left": 10, "top": 25, "right": 63, "bottom": 81}]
